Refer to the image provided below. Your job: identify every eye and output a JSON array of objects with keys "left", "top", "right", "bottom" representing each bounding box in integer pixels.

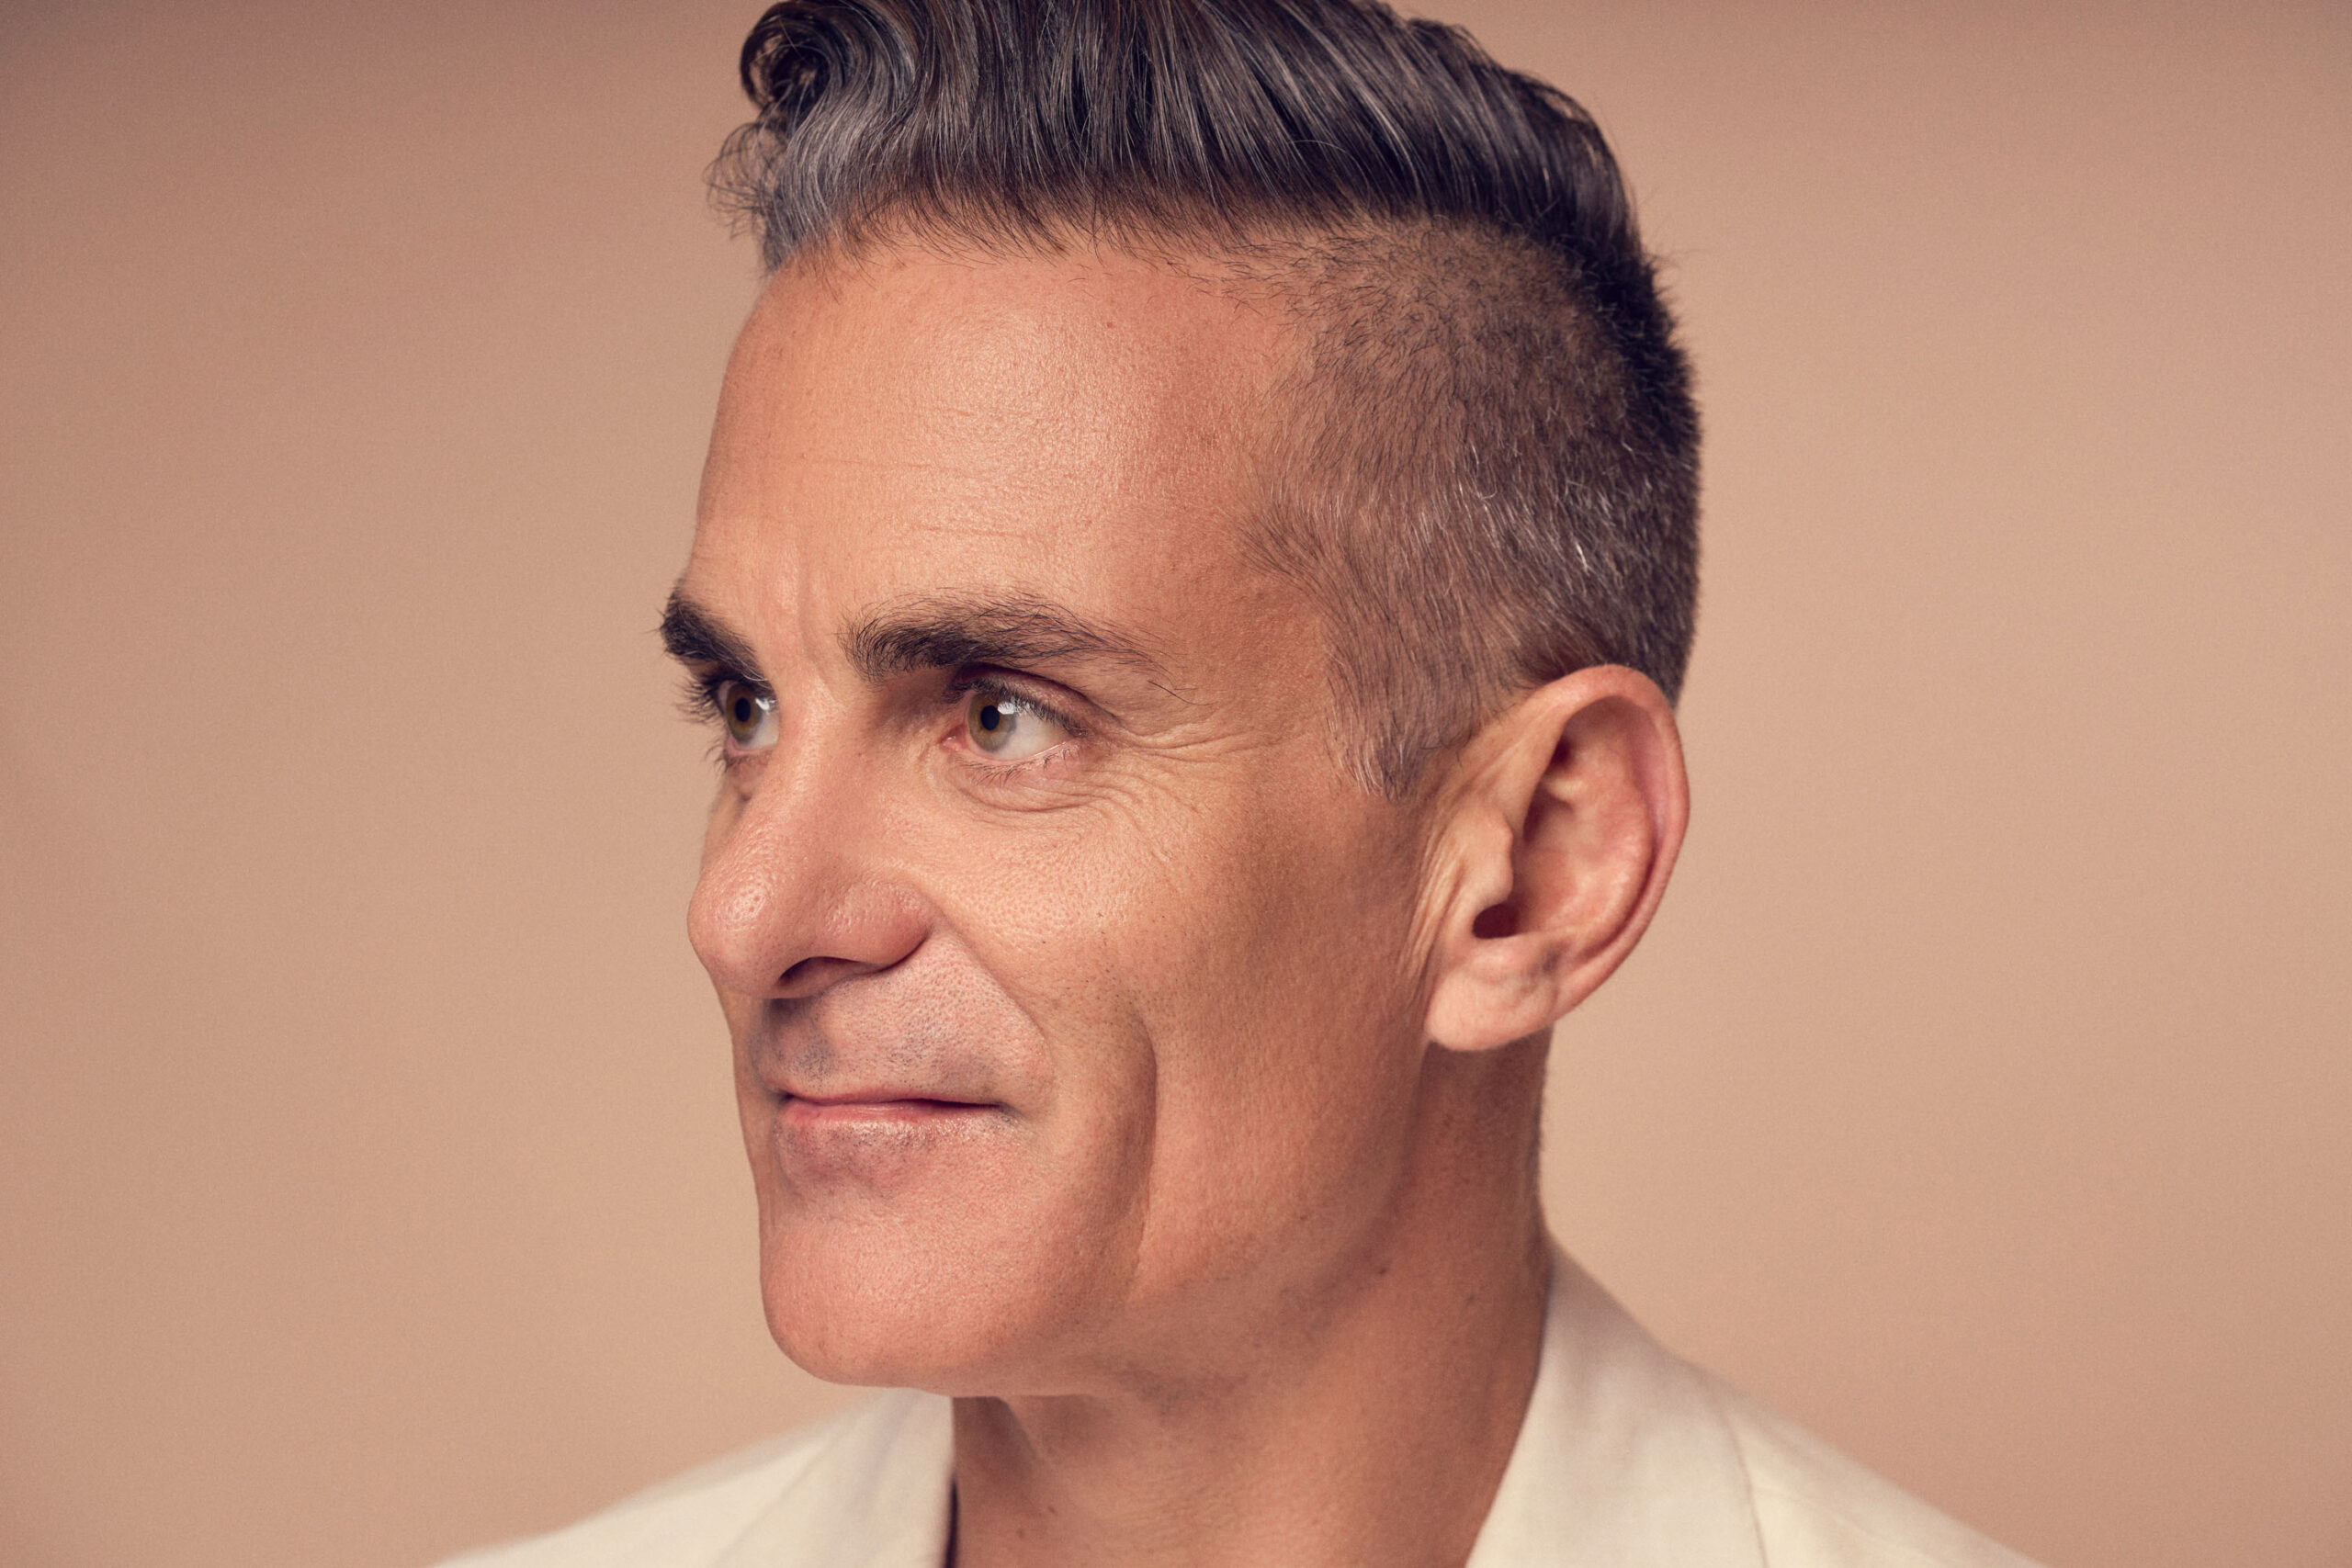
[
  {"left": 963, "top": 686, "right": 1069, "bottom": 761},
  {"left": 715, "top": 679, "right": 778, "bottom": 750}
]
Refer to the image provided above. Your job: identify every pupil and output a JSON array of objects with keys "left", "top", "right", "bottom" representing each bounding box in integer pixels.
[
  {"left": 731, "top": 696, "right": 753, "bottom": 725},
  {"left": 979, "top": 704, "right": 1003, "bottom": 731}
]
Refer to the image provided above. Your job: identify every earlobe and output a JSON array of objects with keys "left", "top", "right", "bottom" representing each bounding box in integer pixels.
[{"left": 1422, "top": 667, "right": 1688, "bottom": 1053}]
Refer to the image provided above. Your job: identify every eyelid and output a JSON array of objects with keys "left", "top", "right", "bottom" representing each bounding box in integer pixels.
[
  {"left": 676, "top": 666, "right": 775, "bottom": 745},
  {"left": 944, "top": 670, "right": 1088, "bottom": 740}
]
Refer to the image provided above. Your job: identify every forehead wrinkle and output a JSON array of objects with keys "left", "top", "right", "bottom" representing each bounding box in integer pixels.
[{"left": 841, "top": 590, "right": 1173, "bottom": 684}]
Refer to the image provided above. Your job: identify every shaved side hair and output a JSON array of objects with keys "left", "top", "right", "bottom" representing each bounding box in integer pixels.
[{"left": 711, "top": 0, "right": 1699, "bottom": 791}]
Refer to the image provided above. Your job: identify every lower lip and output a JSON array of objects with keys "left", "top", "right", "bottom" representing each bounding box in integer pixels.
[{"left": 770, "top": 1097, "right": 1002, "bottom": 1187}]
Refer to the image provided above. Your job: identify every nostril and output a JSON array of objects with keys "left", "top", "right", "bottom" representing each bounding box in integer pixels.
[{"left": 777, "top": 954, "right": 871, "bottom": 997}]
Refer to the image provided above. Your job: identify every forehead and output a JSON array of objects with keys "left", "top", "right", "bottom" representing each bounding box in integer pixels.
[{"left": 690, "top": 244, "right": 1302, "bottom": 653}]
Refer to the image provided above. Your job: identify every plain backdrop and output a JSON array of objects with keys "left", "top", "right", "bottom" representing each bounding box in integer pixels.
[{"left": 3, "top": 2, "right": 2346, "bottom": 1565}]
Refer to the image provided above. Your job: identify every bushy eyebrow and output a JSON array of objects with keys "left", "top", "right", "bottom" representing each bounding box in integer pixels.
[
  {"left": 842, "top": 592, "right": 1168, "bottom": 682},
  {"left": 660, "top": 592, "right": 763, "bottom": 678},
  {"left": 660, "top": 587, "right": 1170, "bottom": 693}
]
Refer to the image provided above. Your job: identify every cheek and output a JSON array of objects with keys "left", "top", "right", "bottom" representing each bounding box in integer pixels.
[
  {"left": 1027, "top": 783, "right": 1427, "bottom": 1288},
  {"left": 1148, "top": 886, "right": 1421, "bottom": 1246},
  {"left": 938, "top": 851, "right": 1165, "bottom": 1187}
]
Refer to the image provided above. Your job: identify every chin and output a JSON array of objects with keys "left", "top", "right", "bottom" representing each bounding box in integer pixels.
[
  {"left": 737, "top": 1070, "right": 1152, "bottom": 1391},
  {"left": 745, "top": 1113, "right": 1136, "bottom": 1393},
  {"left": 757, "top": 1210, "right": 1112, "bottom": 1393}
]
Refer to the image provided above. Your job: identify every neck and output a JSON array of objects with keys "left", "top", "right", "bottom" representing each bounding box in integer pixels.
[{"left": 949, "top": 1038, "right": 1553, "bottom": 1568}]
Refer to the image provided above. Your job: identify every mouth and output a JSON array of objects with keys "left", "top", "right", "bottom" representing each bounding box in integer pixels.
[
  {"left": 776, "top": 1090, "right": 1002, "bottom": 1125},
  {"left": 765, "top": 1087, "right": 1009, "bottom": 1190}
]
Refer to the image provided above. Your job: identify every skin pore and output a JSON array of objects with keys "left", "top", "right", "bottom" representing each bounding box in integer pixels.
[{"left": 673, "top": 242, "right": 1687, "bottom": 1568}]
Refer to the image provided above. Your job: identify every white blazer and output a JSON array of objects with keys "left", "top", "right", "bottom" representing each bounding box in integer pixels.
[{"left": 445, "top": 1247, "right": 2042, "bottom": 1567}]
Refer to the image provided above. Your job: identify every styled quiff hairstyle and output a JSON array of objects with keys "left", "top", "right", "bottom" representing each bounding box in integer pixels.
[{"left": 713, "top": 0, "right": 1698, "bottom": 792}]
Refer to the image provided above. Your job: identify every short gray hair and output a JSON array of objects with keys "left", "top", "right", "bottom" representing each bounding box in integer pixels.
[{"left": 712, "top": 0, "right": 1700, "bottom": 791}]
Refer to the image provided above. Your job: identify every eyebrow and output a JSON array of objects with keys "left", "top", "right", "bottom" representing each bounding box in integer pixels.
[
  {"left": 659, "top": 588, "right": 1169, "bottom": 688},
  {"left": 660, "top": 592, "right": 763, "bottom": 677},
  {"left": 842, "top": 592, "right": 1169, "bottom": 683}
]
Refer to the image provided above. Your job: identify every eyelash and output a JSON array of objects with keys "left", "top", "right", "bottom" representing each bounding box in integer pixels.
[{"left": 679, "top": 671, "right": 756, "bottom": 726}]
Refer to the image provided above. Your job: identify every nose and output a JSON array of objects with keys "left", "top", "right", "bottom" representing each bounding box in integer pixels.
[{"left": 686, "top": 752, "right": 930, "bottom": 1002}]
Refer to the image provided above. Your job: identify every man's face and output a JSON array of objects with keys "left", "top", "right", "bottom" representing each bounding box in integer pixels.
[{"left": 677, "top": 244, "right": 1434, "bottom": 1394}]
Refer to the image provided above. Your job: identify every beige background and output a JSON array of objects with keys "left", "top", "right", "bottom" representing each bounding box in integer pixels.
[{"left": 3, "top": 2, "right": 2346, "bottom": 1565}]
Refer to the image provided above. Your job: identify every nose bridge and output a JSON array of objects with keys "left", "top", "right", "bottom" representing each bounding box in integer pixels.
[{"left": 687, "top": 727, "right": 922, "bottom": 997}]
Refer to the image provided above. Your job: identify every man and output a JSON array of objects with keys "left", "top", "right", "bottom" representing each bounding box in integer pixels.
[{"left": 452, "top": 1, "right": 2041, "bottom": 1563}]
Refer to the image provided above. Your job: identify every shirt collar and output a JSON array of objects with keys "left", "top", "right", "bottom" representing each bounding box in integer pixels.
[
  {"left": 1464, "top": 1243, "right": 1765, "bottom": 1567},
  {"left": 715, "top": 1242, "right": 1762, "bottom": 1567},
  {"left": 711, "top": 1386, "right": 953, "bottom": 1568}
]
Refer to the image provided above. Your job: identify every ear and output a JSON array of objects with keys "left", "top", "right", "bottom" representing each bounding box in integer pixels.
[{"left": 1421, "top": 666, "right": 1690, "bottom": 1053}]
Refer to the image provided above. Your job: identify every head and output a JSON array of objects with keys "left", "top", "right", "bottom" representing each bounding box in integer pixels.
[{"left": 669, "top": 0, "right": 1697, "bottom": 1396}]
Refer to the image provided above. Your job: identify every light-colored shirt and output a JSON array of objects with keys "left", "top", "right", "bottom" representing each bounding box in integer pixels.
[{"left": 444, "top": 1248, "right": 2042, "bottom": 1567}]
